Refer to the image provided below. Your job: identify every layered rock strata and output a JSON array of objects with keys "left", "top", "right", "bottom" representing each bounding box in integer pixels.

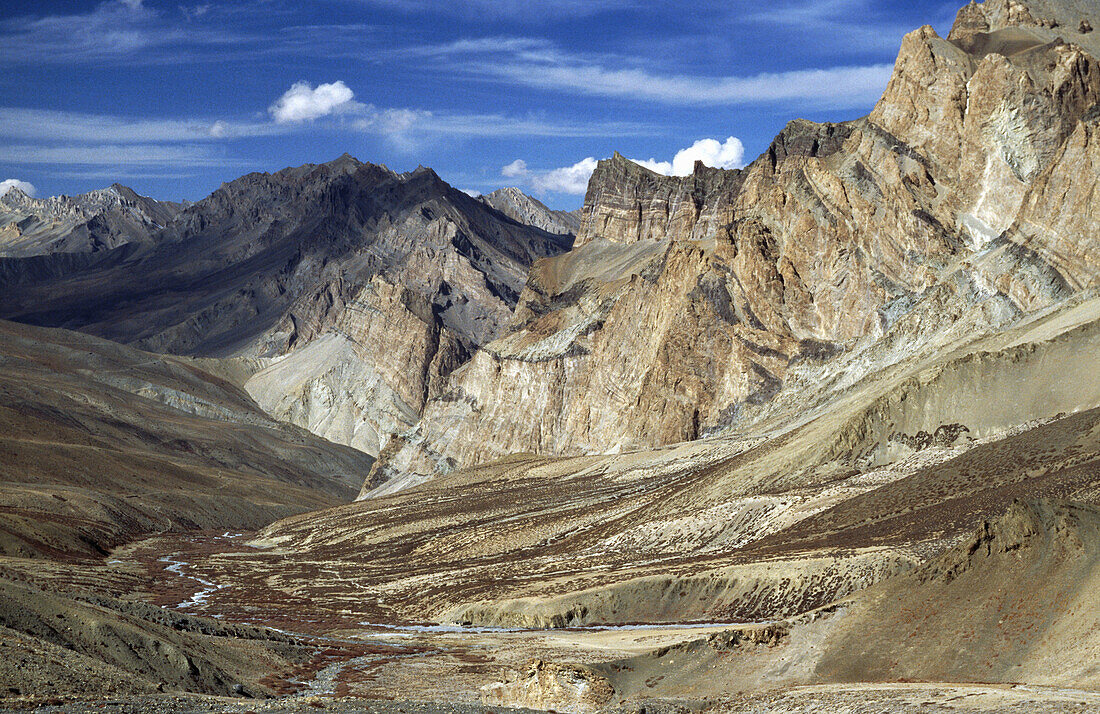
[{"left": 373, "top": 1, "right": 1100, "bottom": 488}]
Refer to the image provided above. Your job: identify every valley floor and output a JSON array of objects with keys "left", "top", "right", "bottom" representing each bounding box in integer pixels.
[
  {"left": 12, "top": 684, "right": 1100, "bottom": 713},
  {"left": 7, "top": 514, "right": 1100, "bottom": 713}
]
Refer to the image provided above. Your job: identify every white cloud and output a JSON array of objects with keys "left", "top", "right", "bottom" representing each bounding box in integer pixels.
[
  {"left": 0, "top": 0, "right": 247, "bottom": 66},
  {"left": 0, "top": 144, "right": 235, "bottom": 167},
  {"left": 0, "top": 99, "right": 650, "bottom": 174},
  {"left": 744, "top": 0, "right": 921, "bottom": 57},
  {"left": 206, "top": 120, "right": 229, "bottom": 138},
  {"left": 481, "top": 61, "right": 893, "bottom": 108},
  {"left": 347, "top": 106, "right": 654, "bottom": 150},
  {"left": 501, "top": 159, "right": 528, "bottom": 177},
  {"left": 352, "top": 107, "right": 427, "bottom": 136},
  {"left": 412, "top": 36, "right": 892, "bottom": 109},
  {"left": 179, "top": 4, "right": 211, "bottom": 19},
  {"left": 403, "top": 36, "right": 555, "bottom": 59},
  {"left": 0, "top": 179, "right": 36, "bottom": 197},
  {"left": 530, "top": 157, "right": 599, "bottom": 195},
  {"left": 633, "top": 136, "right": 745, "bottom": 176},
  {"left": 269, "top": 80, "right": 358, "bottom": 123},
  {"left": 0, "top": 108, "right": 282, "bottom": 143},
  {"left": 353, "top": 0, "right": 634, "bottom": 20},
  {"left": 408, "top": 114, "right": 650, "bottom": 139}
]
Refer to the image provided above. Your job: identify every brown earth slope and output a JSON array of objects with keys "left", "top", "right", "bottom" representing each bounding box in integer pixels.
[
  {"left": 0, "top": 319, "right": 372, "bottom": 561},
  {"left": 0, "top": 576, "right": 312, "bottom": 700},
  {"left": 537, "top": 498, "right": 1100, "bottom": 709}
]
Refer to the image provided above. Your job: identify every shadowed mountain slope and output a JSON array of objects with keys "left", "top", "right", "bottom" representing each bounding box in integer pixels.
[{"left": 0, "top": 158, "right": 571, "bottom": 458}]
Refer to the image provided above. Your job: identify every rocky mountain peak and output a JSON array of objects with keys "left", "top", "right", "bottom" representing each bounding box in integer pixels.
[
  {"left": 332, "top": 151, "right": 361, "bottom": 165},
  {"left": 763, "top": 118, "right": 854, "bottom": 171},
  {"left": 363, "top": 0, "right": 1100, "bottom": 490},
  {"left": 479, "top": 187, "right": 581, "bottom": 237},
  {"left": 0, "top": 185, "right": 32, "bottom": 208},
  {"left": 408, "top": 164, "right": 440, "bottom": 180},
  {"left": 574, "top": 153, "right": 744, "bottom": 248},
  {"left": 0, "top": 183, "right": 181, "bottom": 258},
  {"left": 0, "top": 153, "right": 573, "bottom": 461}
]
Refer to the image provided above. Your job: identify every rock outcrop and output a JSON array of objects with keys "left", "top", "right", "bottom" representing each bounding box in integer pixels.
[
  {"left": 371, "top": 0, "right": 1100, "bottom": 489},
  {"left": 244, "top": 274, "right": 470, "bottom": 456},
  {"left": 573, "top": 153, "right": 746, "bottom": 248},
  {"left": 481, "top": 659, "right": 614, "bottom": 713}
]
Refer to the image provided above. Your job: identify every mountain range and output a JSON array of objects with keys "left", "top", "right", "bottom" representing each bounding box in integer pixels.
[{"left": 2, "top": 0, "right": 1100, "bottom": 710}]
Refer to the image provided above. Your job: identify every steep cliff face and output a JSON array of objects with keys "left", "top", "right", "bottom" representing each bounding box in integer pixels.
[
  {"left": 1007, "top": 108, "right": 1100, "bottom": 294},
  {"left": 0, "top": 184, "right": 181, "bottom": 258},
  {"left": 871, "top": 20, "right": 1100, "bottom": 255},
  {"left": 371, "top": 0, "right": 1100, "bottom": 490},
  {"left": 244, "top": 274, "right": 470, "bottom": 456},
  {"left": 574, "top": 154, "right": 746, "bottom": 248}
]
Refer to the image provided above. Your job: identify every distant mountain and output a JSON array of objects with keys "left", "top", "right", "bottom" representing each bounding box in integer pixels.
[
  {"left": 478, "top": 187, "right": 581, "bottom": 237},
  {"left": 0, "top": 183, "right": 182, "bottom": 258},
  {"left": 0, "top": 156, "right": 572, "bottom": 457}
]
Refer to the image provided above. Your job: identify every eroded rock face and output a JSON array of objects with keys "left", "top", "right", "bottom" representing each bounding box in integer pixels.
[
  {"left": 872, "top": 21, "right": 1100, "bottom": 253},
  {"left": 481, "top": 659, "right": 615, "bottom": 714},
  {"left": 1008, "top": 110, "right": 1100, "bottom": 295},
  {"left": 371, "top": 0, "right": 1100, "bottom": 490},
  {"left": 575, "top": 153, "right": 746, "bottom": 248},
  {"left": 245, "top": 274, "right": 470, "bottom": 456}
]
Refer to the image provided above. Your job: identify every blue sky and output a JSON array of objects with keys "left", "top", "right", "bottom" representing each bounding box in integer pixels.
[{"left": 0, "top": 0, "right": 961, "bottom": 208}]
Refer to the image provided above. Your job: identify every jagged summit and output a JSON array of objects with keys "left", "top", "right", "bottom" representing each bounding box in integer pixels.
[
  {"left": 0, "top": 183, "right": 181, "bottom": 258},
  {"left": 478, "top": 186, "right": 581, "bottom": 237}
]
